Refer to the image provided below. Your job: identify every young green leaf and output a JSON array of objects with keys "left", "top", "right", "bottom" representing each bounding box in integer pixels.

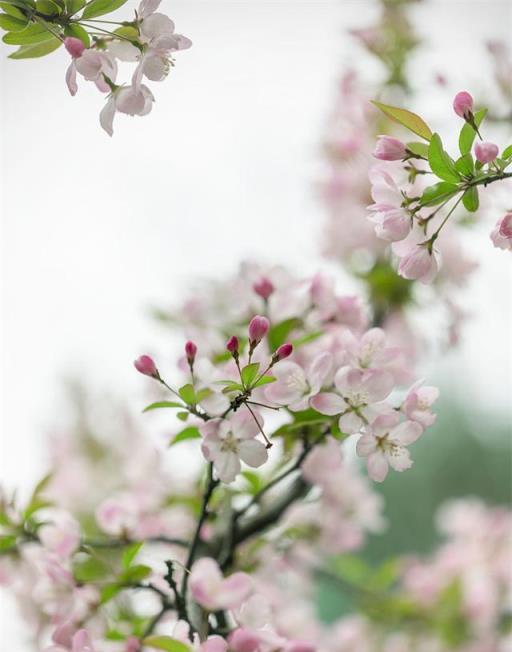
[
  {"left": 241, "top": 362, "right": 260, "bottom": 387},
  {"left": 8, "top": 37, "right": 61, "bottom": 57},
  {"left": 3, "top": 23, "right": 56, "bottom": 44},
  {"left": 252, "top": 375, "right": 276, "bottom": 388},
  {"left": 0, "top": 534, "right": 17, "bottom": 550},
  {"left": 0, "top": 13, "right": 28, "bottom": 30},
  {"left": 268, "top": 317, "right": 301, "bottom": 351},
  {"left": 454, "top": 153, "right": 474, "bottom": 178},
  {"left": 462, "top": 186, "right": 479, "bottom": 212},
  {"left": 459, "top": 108, "right": 487, "bottom": 155},
  {"left": 241, "top": 470, "right": 263, "bottom": 494},
  {"left": 406, "top": 141, "right": 429, "bottom": 158},
  {"left": 170, "top": 426, "right": 201, "bottom": 446},
  {"left": 35, "top": 0, "right": 61, "bottom": 15},
  {"left": 65, "top": 0, "right": 86, "bottom": 14},
  {"left": 122, "top": 541, "right": 143, "bottom": 569},
  {"left": 0, "top": 2, "right": 28, "bottom": 18},
  {"left": 143, "top": 637, "right": 191, "bottom": 652},
  {"left": 371, "top": 101, "right": 433, "bottom": 141},
  {"left": 118, "top": 564, "right": 152, "bottom": 584},
  {"left": 428, "top": 133, "right": 461, "bottom": 183},
  {"left": 99, "top": 583, "right": 122, "bottom": 604},
  {"left": 176, "top": 411, "right": 189, "bottom": 422},
  {"left": 178, "top": 384, "right": 196, "bottom": 405},
  {"left": 502, "top": 144, "right": 512, "bottom": 160},
  {"left": 420, "top": 182, "right": 459, "bottom": 207},
  {"left": 81, "top": 0, "right": 129, "bottom": 19},
  {"left": 142, "top": 401, "right": 184, "bottom": 413}
]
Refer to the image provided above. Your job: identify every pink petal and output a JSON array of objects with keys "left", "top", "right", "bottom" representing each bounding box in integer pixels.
[
  {"left": 356, "top": 433, "right": 377, "bottom": 457},
  {"left": 217, "top": 572, "right": 252, "bottom": 609},
  {"left": 390, "top": 421, "right": 422, "bottom": 446},
  {"left": 367, "top": 451, "right": 389, "bottom": 482},
  {"left": 215, "top": 450, "right": 241, "bottom": 484},
  {"left": 339, "top": 410, "right": 364, "bottom": 434},
  {"left": 363, "top": 369, "right": 394, "bottom": 402},
  {"left": 310, "top": 392, "right": 346, "bottom": 416},
  {"left": 65, "top": 62, "right": 78, "bottom": 96}
]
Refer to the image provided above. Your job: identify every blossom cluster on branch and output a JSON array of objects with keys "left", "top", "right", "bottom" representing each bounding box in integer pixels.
[{"left": 1, "top": 0, "right": 191, "bottom": 134}]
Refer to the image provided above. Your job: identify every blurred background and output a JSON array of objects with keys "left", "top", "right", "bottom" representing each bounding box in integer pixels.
[{"left": 1, "top": 0, "right": 511, "bottom": 645}]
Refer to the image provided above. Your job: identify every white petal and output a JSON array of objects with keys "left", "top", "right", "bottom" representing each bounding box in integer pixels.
[
  {"left": 214, "top": 451, "right": 240, "bottom": 484},
  {"left": 390, "top": 421, "right": 422, "bottom": 446},
  {"left": 387, "top": 446, "right": 413, "bottom": 472},
  {"left": 339, "top": 410, "right": 364, "bottom": 434},
  {"left": 356, "top": 434, "right": 377, "bottom": 457},
  {"left": 307, "top": 352, "right": 333, "bottom": 393},
  {"left": 99, "top": 97, "right": 116, "bottom": 136},
  {"left": 363, "top": 369, "right": 394, "bottom": 402},
  {"left": 310, "top": 392, "right": 346, "bottom": 416},
  {"left": 238, "top": 439, "right": 268, "bottom": 468},
  {"left": 367, "top": 451, "right": 389, "bottom": 482},
  {"left": 231, "top": 408, "right": 262, "bottom": 440}
]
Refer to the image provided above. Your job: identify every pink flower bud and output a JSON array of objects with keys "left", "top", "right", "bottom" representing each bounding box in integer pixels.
[
  {"left": 125, "top": 637, "right": 141, "bottom": 652},
  {"left": 226, "top": 335, "right": 239, "bottom": 355},
  {"left": 253, "top": 277, "right": 274, "bottom": 299},
  {"left": 134, "top": 354, "right": 158, "bottom": 378},
  {"left": 185, "top": 340, "right": 197, "bottom": 363},
  {"left": 398, "top": 245, "right": 439, "bottom": 283},
  {"left": 453, "top": 91, "right": 473, "bottom": 118},
  {"left": 228, "top": 629, "right": 260, "bottom": 652},
  {"left": 248, "top": 315, "right": 270, "bottom": 345},
  {"left": 373, "top": 135, "right": 407, "bottom": 161},
  {"left": 499, "top": 212, "right": 512, "bottom": 238},
  {"left": 474, "top": 141, "right": 499, "bottom": 164},
  {"left": 275, "top": 343, "right": 293, "bottom": 360},
  {"left": 64, "top": 36, "right": 86, "bottom": 59}
]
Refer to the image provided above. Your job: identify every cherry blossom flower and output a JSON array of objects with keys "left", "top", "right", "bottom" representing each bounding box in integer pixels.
[
  {"left": 264, "top": 352, "right": 333, "bottom": 411},
  {"left": 38, "top": 511, "right": 81, "bottom": 559},
  {"left": 474, "top": 141, "right": 499, "bottom": 164},
  {"left": 356, "top": 412, "right": 423, "bottom": 482},
  {"left": 200, "top": 409, "right": 268, "bottom": 483},
  {"left": 189, "top": 557, "right": 252, "bottom": 611},
  {"left": 402, "top": 382, "right": 439, "bottom": 428},
  {"left": 373, "top": 135, "right": 407, "bottom": 161},
  {"left": 367, "top": 167, "right": 412, "bottom": 242},
  {"left": 100, "top": 84, "right": 155, "bottom": 137},
  {"left": 490, "top": 212, "right": 512, "bottom": 251},
  {"left": 311, "top": 366, "right": 394, "bottom": 434},
  {"left": 396, "top": 241, "right": 441, "bottom": 283}
]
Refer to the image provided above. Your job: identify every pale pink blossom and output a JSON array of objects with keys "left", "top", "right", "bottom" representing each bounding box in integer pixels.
[
  {"left": 368, "top": 167, "right": 411, "bottom": 242},
  {"left": 356, "top": 413, "right": 423, "bottom": 482},
  {"left": 311, "top": 366, "right": 393, "bottom": 434},
  {"left": 453, "top": 91, "right": 474, "bottom": 118},
  {"left": 265, "top": 352, "right": 333, "bottom": 411},
  {"left": 100, "top": 84, "right": 154, "bottom": 136},
  {"left": 373, "top": 135, "right": 407, "bottom": 161},
  {"left": 474, "top": 141, "right": 499, "bottom": 164},
  {"left": 397, "top": 243, "right": 440, "bottom": 283},
  {"left": 402, "top": 383, "right": 439, "bottom": 428},
  {"left": 38, "top": 511, "right": 81, "bottom": 558},
  {"left": 200, "top": 409, "right": 268, "bottom": 483},
  {"left": 189, "top": 557, "right": 252, "bottom": 611},
  {"left": 490, "top": 212, "right": 512, "bottom": 250}
]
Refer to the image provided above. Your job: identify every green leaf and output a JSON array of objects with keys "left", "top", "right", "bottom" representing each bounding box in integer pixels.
[
  {"left": 454, "top": 153, "right": 474, "bottom": 177},
  {"left": 65, "top": 0, "right": 86, "bottom": 14},
  {"left": 178, "top": 384, "right": 196, "bottom": 405},
  {"left": 0, "top": 3, "right": 28, "bottom": 18},
  {"left": 241, "top": 362, "right": 260, "bottom": 387},
  {"left": 196, "top": 388, "right": 212, "bottom": 402},
  {"left": 143, "top": 636, "right": 191, "bottom": 652},
  {"left": 241, "top": 470, "right": 263, "bottom": 494},
  {"left": 428, "top": 133, "right": 460, "bottom": 183},
  {"left": 406, "top": 141, "right": 429, "bottom": 158},
  {"left": 81, "top": 0, "right": 129, "bottom": 19},
  {"left": 176, "top": 411, "right": 189, "bottom": 422},
  {"left": 268, "top": 317, "right": 301, "bottom": 351},
  {"left": 143, "top": 400, "right": 184, "bottom": 413},
  {"left": 462, "top": 186, "right": 479, "bottom": 212},
  {"left": 74, "top": 556, "right": 110, "bottom": 582},
  {"left": 252, "top": 375, "right": 276, "bottom": 388},
  {"left": 118, "top": 563, "right": 151, "bottom": 584},
  {"left": 0, "top": 534, "right": 17, "bottom": 550},
  {"left": 35, "top": 0, "right": 61, "bottom": 14},
  {"left": 100, "top": 583, "right": 122, "bottom": 604},
  {"left": 420, "top": 182, "right": 459, "bottom": 207},
  {"left": 0, "top": 13, "right": 28, "bottom": 30},
  {"left": 221, "top": 382, "right": 244, "bottom": 394},
  {"left": 170, "top": 426, "right": 201, "bottom": 446},
  {"left": 371, "top": 100, "right": 433, "bottom": 141},
  {"left": 122, "top": 541, "right": 143, "bottom": 569},
  {"left": 4, "top": 23, "right": 57, "bottom": 44},
  {"left": 64, "top": 22, "right": 89, "bottom": 46},
  {"left": 502, "top": 144, "right": 512, "bottom": 160},
  {"left": 459, "top": 108, "right": 487, "bottom": 155}
]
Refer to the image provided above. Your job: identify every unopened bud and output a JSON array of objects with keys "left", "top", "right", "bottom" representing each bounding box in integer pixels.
[
  {"left": 475, "top": 141, "right": 499, "bottom": 164},
  {"left": 373, "top": 135, "right": 407, "bottom": 161},
  {"left": 134, "top": 355, "right": 158, "bottom": 378},
  {"left": 64, "top": 36, "right": 85, "bottom": 59},
  {"left": 185, "top": 340, "right": 197, "bottom": 364},
  {"left": 248, "top": 315, "right": 270, "bottom": 346},
  {"left": 226, "top": 335, "right": 239, "bottom": 357},
  {"left": 253, "top": 277, "right": 274, "bottom": 300},
  {"left": 453, "top": 91, "right": 473, "bottom": 119},
  {"left": 275, "top": 342, "right": 293, "bottom": 361}
]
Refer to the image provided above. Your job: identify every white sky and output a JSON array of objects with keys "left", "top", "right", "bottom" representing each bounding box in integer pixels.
[{"left": 1, "top": 0, "right": 511, "bottom": 646}]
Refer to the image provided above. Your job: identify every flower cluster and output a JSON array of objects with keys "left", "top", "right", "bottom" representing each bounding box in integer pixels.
[
  {"left": 368, "top": 92, "right": 512, "bottom": 282},
  {"left": 1, "top": 0, "right": 191, "bottom": 135}
]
